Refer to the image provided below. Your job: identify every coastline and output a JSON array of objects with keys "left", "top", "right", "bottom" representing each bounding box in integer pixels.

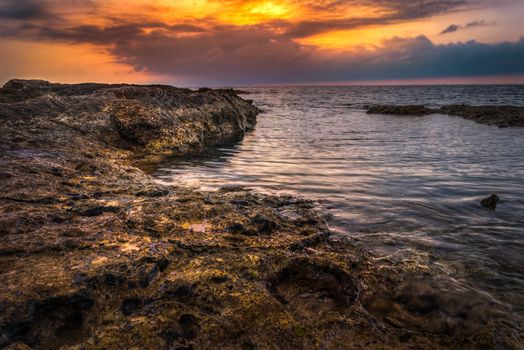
[
  {"left": 0, "top": 80, "right": 521, "bottom": 349},
  {"left": 367, "top": 104, "right": 524, "bottom": 127}
]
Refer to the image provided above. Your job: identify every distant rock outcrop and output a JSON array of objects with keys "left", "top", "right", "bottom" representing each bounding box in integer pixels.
[
  {"left": 367, "top": 104, "right": 524, "bottom": 127},
  {"left": 367, "top": 105, "right": 434, "bottom": 116},
  {"left": 481, "top": 194, "right": 501, "bottom": 210}
]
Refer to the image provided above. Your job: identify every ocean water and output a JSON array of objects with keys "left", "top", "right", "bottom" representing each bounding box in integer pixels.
[{"left": 151, "top": 85, "right": 524, "bottom": 316}]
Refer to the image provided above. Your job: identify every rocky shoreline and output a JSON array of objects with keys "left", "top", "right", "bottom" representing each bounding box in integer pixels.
[
  {"left": 367, "top": 104, "right": 524, "bottom": 127},
  {"left": 1, "top": 80, "right": 522, "bottom": 349}
]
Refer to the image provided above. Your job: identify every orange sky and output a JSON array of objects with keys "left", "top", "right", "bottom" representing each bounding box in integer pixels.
[{"left": 1, "top": 0, "right": 523, "bottom": 85}]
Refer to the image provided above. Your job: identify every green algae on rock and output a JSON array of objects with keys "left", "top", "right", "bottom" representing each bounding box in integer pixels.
[{"left": 0, "top": 80, "right": 522, "bottom": 349}]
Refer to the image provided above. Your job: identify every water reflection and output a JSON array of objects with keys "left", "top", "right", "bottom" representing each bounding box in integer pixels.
[{"left": 138, "top": 133, "right": 248, "bottom": 174}]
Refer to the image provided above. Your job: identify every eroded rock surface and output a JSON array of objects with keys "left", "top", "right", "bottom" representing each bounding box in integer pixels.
[
  {"left": 0, "top": 80, "right": 522, "bottom": 349},
  {"left": 367, "top": 104, "right": 524, "bottom": 127}
]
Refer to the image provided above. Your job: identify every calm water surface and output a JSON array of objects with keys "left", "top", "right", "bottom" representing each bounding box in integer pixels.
[{"left": 152, "top": 86, "right": 524, "bottom": 314}]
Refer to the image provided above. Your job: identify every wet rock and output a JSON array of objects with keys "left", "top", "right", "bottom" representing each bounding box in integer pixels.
[
  {"left": 76, "top": 205, "right": 120, "bottom": 217},
  {"left": 3, "top": 79, "right": 51, "bottom": 90},
  {"left": 361, "top": 289, "right": 394, "bottom": 320},
  {"left": 228, "top": 222, "right": 251, "bottom": 235},
  {"left": 392, "top": 277, "right": 507, "bottom": 337},
  {"left": 161, "top": 283, "right": 195, "bottom": 300},
  {"left": 179, "top": 314, "right": 200, "bottom": 340},
  {"left": 1, "top": 80, "right": 521, "bottom": 349},
  {"left": 268, "top": 258, "right": 359, "bottom": 317},
  {"left": 481, "top": 194, "right": 501, "bottom": 210},
  {"left": 2, "top": 343, "right": 32, "bottom": 350},
  {"left": 1, "top": 293, "right": 95, "bottom": 349},
  {"left": 219, "top": 185, "right": 251, "bottom": 193},
  {"left": 233, "top": 89, "right": 251, "bottom": 95},
  {"left": 135, "top": 188, "right": 170, "bottom": 197},
  {"left": 439, "top": 105, "right": 524, "bottom": 127},
  {"left": 367, "top": 105, "right": 434, "bottom": 116},
  {"left": 210, "top": 275, "right": 229, "bottom": 284},
  {"left": 0, "top": 171, "right": 13, "bottom": 180},
  {"left": 47, "top": 213, "right": 72, "bottom": 223},
  {"left": 121, "top": 297, "right": 144, "bottom": 316},
  {"left": 250, "top": 212, "right": 281, "bottom": 234},
  {"left": 368, "top": 104, "right": 524, "bottom": 127}
]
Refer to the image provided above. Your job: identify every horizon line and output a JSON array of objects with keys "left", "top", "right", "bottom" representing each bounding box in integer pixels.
[{"left": 3, "top": 74, "right": 524, "bottom": 89}]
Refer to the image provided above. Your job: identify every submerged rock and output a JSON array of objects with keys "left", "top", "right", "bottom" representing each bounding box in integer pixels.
[
  {"left": 367, "top": 105, "right": 435, "bottom": 116},
  {"left": 481, "top": 194, "right": 501, "bottom": 211},
  {"left": 0, "top": 80, "right": 521, "bottom": 349},
  {"left": 367, "top": 104, "right": 524, "bottom": 127},
  {"left": 439, "top": 105, "right": 524, "bottom": 127}
]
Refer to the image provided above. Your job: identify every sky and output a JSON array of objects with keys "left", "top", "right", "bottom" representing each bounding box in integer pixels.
[{"left": 1, "top": 0, "right": 524, "bottom": 86}]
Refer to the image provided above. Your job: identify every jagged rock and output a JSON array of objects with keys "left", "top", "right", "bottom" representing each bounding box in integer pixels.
[{"left": 0, "top": 80, "right": 521, "bottom": 349}]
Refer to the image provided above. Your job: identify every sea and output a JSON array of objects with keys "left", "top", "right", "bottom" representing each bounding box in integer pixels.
[{"left": 150, "top": 85, "right": 524, "bottom": 318}]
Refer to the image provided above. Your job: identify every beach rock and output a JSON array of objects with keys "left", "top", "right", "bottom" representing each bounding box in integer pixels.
[
  {"left": 0, "top": 80, "right": 521, "bottom": 349},
  {"left": 481, "top": 194, "right": 501, "bottom": 210}
]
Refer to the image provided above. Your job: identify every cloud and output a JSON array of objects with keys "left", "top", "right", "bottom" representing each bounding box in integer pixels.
[
  {"left": 282, "top": 0, "right": 479, "bottom": 38},
  {"left": 17, "top": 20, "right": 523, "bottom": 85},
  {"left": 441, "top": 24, "right": 461, "bottom": 34},
  {"left": 0, "top": 0, "right": 49, "bottom": 20},
  {"left": 117, "top": 33, "right": 524, "bottom": 85},
  {"left": 0, "top": 0, "right": 504, "bottom": 39},
  {"left": 330, "top": 36, "right": 524, "bottom": 82},
  {"left": 0, "top": 0, "right": 521, "bottom": 85},
  {"left": 465, "top": 20, "right": 496, "bottom": 28},
  {"left": 441, "top": 20, "right": 496, "bottom": 34}
]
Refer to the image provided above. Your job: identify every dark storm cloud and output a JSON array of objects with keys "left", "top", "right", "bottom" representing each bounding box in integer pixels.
[
  {"left": 31, "top": 21, "right": 523, "bottom": 85},
  {"left": 326, "top": 36, "right": 524, "bottom": 82},
  {"left": 441, "top": 20, "right": 496, "bottom": 34},
  {"left": 107, "top": 31, "right": 524, "bottom": 85},
  {"left": 5, "top": 21, "right": 208, "bottom": 45},
  {"left": 3, "top": 13, "right": 522, "bottom": 85}
]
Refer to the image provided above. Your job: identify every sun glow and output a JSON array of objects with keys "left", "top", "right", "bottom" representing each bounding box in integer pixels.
[
  {"left": 250, "top": 1, "right": 289, "bottom": 16},
  {"left": 217, "top": 1, "right": 294, "bottom": 25},
  {"left": 297, "top": 19, "right": 441, "bottom": 50}
]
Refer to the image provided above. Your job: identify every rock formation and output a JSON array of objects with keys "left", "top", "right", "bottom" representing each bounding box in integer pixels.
[
  {"left": 481, "top": 194, "right": 501, "bottom": 211},
  {"left": 366, "top": 105, "right": 435, "bottom": 116},
  {"left": 367, "top": 104, "right": 524, "bottom": 127},
  {"left": 0, "top": 80, "right": 521, "bottom": 349}
]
